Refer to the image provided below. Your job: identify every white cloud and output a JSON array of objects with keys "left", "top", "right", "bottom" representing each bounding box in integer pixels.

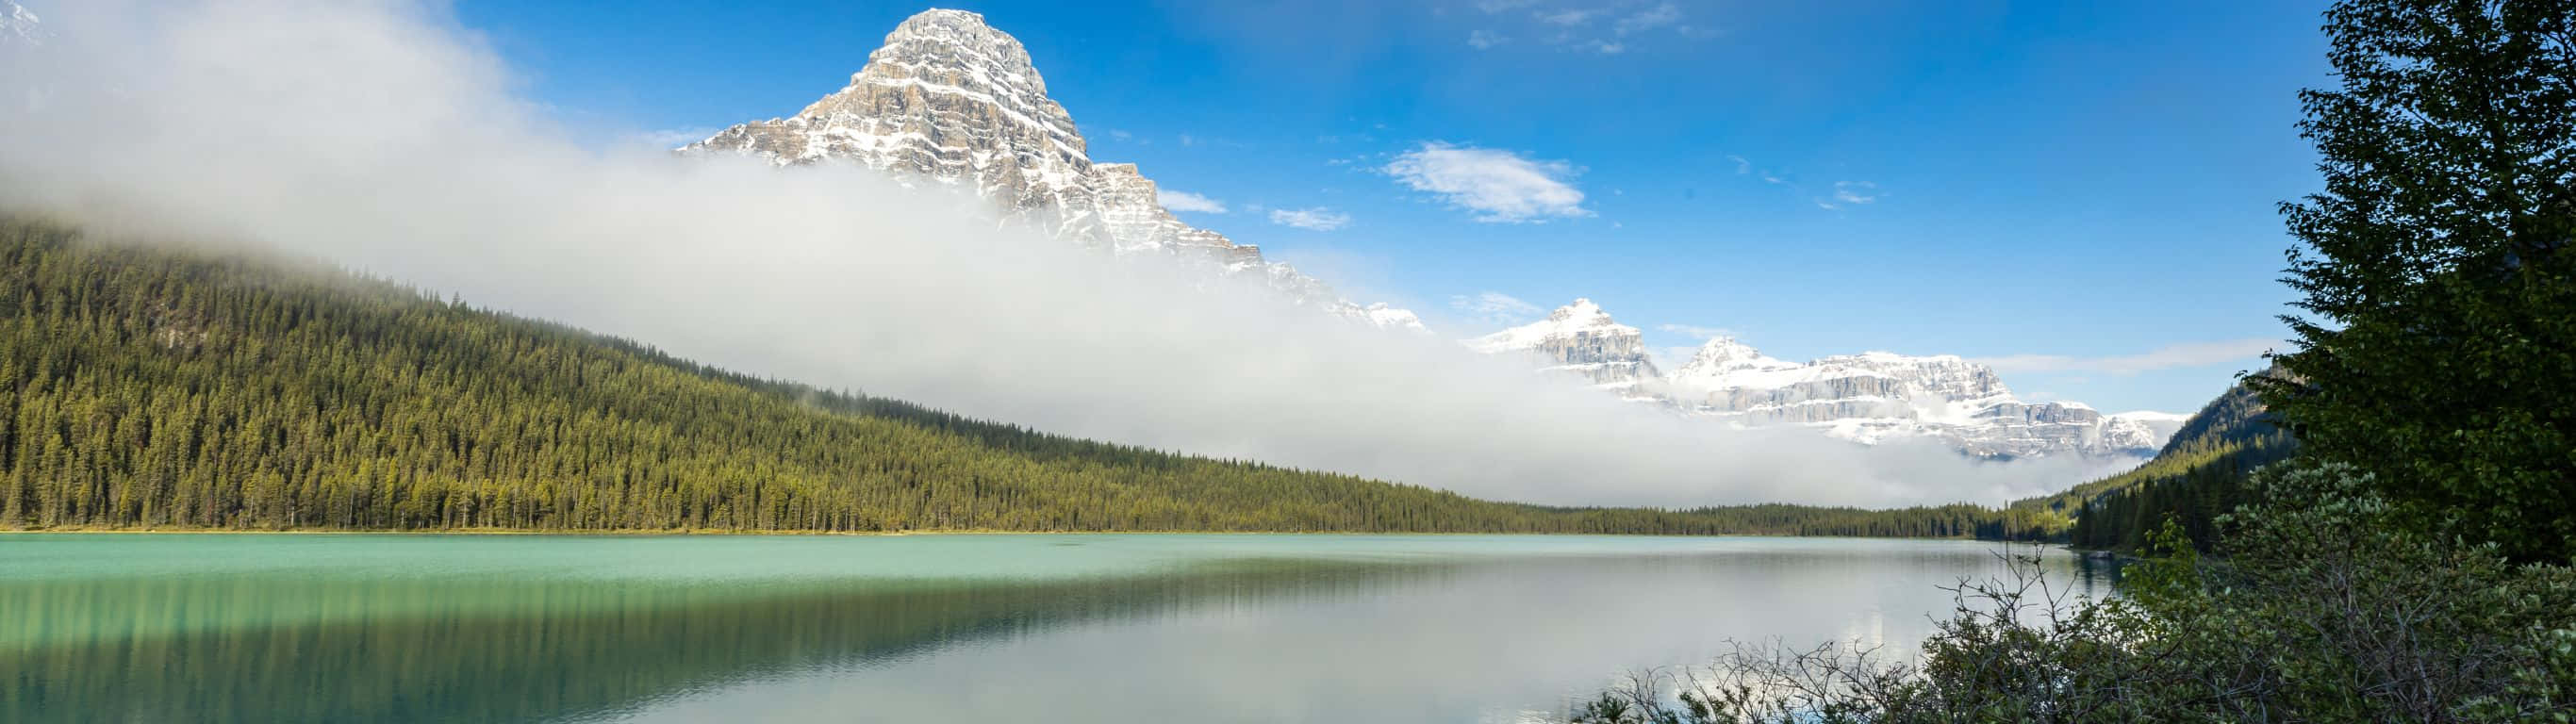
[
  {"left": 1613, "top": 3, "right": 1681, "bottom": 35},
  {"left": 1468, "top": 29, "right": 1506, "bottom": 49},
  {"left": 1831, "top": 180, "right": 1878, "bottom": 205},
  {"left": 1726, "top": 155, "right": 1750, "bottom": 174},
  {"left": 1269, "top": 206, "right": 1351, "bottom": 231},
  {"left": 1974, "top": 338, "right": 2282, "bottom": 376},
  {"left": 1536, "top": 8, "right": 1597, "bottom": 25},
  {"left": 1383, "top": 142, "right": 1590, "bottom": 223},
  {"left": 1657, "top": 323, "right": 1733, "bottom": 339},
  {"left": 1449, "top": 291, "right": 1544, "bottom": 325},
  {"left": 1505, "top": 2, "right": 1691, "bottom": 55},
  {"left": 629, "top": 127, "right": 716, "bottom": 149},
  {"left": 0, "top": 0, "right": 2128, "bottom": 513},
  {"left": 1160, "top": 189, "right": 1228, "bottom": 214}
]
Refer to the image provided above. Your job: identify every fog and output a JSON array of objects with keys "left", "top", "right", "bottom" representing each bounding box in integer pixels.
[{"left": 0, "top": 0, "right": 2121, "bottom": 508}]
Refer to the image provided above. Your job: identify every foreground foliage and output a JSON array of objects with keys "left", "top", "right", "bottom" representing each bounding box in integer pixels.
[{"left": 1571, "top": 466, "right": 2576, "bottom": 724}]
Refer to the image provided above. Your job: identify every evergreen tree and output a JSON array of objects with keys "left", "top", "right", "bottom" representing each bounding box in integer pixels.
[
  {"left": 2259, "top": 0, "right": 2576, "bottom": 562},
  {"left": 0, "top": 217, "right": 2051, "bottom": 539}
]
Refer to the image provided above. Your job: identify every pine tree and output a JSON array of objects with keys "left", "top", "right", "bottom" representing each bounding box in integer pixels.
[{"left": 2259, "top": 0, "right": 2576, "bottom": 562}]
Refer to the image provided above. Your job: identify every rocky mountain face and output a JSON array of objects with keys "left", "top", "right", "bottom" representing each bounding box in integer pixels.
[
  {"left": 1469, "top": 299, "right": 1661, "bottom": 398},
  {"left": 2, "top": 2, "right": 41, "bottom": 46},
  {"left": 687, "top": 8, "right": 1417, "bottom": 329},
  {"left": 1481, "top": 300, "right": 2170, "bottom": 458}
]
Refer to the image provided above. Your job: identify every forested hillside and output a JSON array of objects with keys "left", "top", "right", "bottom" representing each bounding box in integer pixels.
[
  {"left": 0, "top": 218, "right": 2051, "bottom": 537},
  {"left": 2011, "top": 376, "right": 2298, "bottom": 550}
]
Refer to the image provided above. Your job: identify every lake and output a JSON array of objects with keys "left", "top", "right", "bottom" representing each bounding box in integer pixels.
[{"left": 0, "top": 534, "right": 2105, "bottom": 723}]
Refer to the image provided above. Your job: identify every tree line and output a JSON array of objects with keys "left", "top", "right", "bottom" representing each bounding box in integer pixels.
[
  {"left": 0, "top": 218, "right": 2049, "bottom": 538},
  {"left": 2013, "top": 378, "right": 2299, "bottom": 551}
]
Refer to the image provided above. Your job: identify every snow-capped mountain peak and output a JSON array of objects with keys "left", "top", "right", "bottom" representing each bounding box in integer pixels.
[
  {"left": 1358, "top": 303, "right": 1428, "bottom": 333},
  {"left": 1468, "top": 302, "right": 2175, "bottom": 458},
  {"left": 1470, "top": 299, "right": 1642, "bottom": 353},
  {"left": 2, "top": 1, "right": 42, "bottom": 46},
  {"left": 685, "top": 8, "right": 1417, "bottom": 328},
  {"left": 1670, "top": 335, "right": 1803, "bottom": 386},
  {"left": 1548, "top": 297, "right": 1610, "bottom": 322},
  {"left": 1469, "top": 300, "right": 1661, "bottom": 394}
]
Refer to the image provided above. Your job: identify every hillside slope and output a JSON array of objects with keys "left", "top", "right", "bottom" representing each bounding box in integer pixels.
[
  {"left": 0, "top": 218, "right": 2051, "bottom": 536},
  {"left": 2011, "top": 374, "right": 2299, "bottom": 549}
]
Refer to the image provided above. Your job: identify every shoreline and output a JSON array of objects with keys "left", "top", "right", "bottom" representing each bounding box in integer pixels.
[{"left": 0, "top": 526, "right": 2053, "bottom": 543}]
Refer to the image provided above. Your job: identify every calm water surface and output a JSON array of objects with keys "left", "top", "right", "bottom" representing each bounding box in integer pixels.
[{"left": 0, "top": 534, "right": 2105, "bottom": 723}]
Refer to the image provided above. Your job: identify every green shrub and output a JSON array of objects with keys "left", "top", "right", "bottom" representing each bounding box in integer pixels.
[{"left": 1568, "top": 465, "right": 2576, "bottom": 724}]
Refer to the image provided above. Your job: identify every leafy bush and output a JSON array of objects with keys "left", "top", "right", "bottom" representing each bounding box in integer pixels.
[{"left": 1567, "top": 465, "right": 2576, "bottom": 724}]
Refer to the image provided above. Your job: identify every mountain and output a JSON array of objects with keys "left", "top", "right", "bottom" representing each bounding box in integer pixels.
[
  {"left": 1665, "top": 334, "right": 2166, "bottom": 458},
  {"left": 1477, "top": 299, "right": 2171, "bottom": 458},
  {"left": 2013, "top": 371, "right": 2300, "bottom": 550},
  {"left": 1468, "top": 298, "right": 1662, "bottom": 397},
  {"left": 0, "top": 215, "right": 2051, "bottom": 536},
  {"left": 0, "top": 217, "right": 1574, "bottom": 533},
  {"left": 685, "top": 8, "right": 1416, "bottom": 330},
  {"left": 2, "top": 1, "right": 40, "bottom": 46}
]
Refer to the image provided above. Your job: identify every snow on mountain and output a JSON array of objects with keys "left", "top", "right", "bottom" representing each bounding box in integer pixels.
[
  {"left": 1479, "top": 299, "right": 2174, "bottom": 458},
  {"left": 2, "top": 1, "right": 42, "bottom": 46},
  {"left": 2107, "top": 410, "right": 2191, "bottom": 448},
  {"left": 685, "top": 8, "right": 1415, "bottom": 328},
  {"left": 1356, "top": 303, "right": 1428, "bottom": 333},
  {"left": 1469, "top": 299, "right": 1661, "bottom": 397}
]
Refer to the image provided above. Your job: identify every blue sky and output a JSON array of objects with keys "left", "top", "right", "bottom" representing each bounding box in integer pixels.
[{"left": 453, "top": 0, "right": 2331, "bottom": 414}]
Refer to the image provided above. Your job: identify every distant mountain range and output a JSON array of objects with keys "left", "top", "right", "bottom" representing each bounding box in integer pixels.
[
  {"left": 1473, "top": 298, "right": 2181, "bottom": 458},
  {"left": 683, "top": 8, "right": 2176, "bottom": 461},
  {"left": 0, "top": 214, "right": 2050, "bottom": 538}
]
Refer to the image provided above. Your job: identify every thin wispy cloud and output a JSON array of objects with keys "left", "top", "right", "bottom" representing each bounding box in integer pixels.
[
  {"left": 1658, "top": 323, "right": 1734, "bottom": 339},
  {"left": 632, "top": 127, "right": 716, "bottom": 149},
  {"left": 1974, "top": 338, "right": 2282, "bottom": 376},
  {"left": 1536, "top": 8, "right": 1597, "bottom": 25},
  {"left": 1831, "top": 181, "right": 1878, "bottom": 205},
  {"left": 1160, "top": 189, "right": 1228, "bottom": 214},
  {"left": 1269, "top": 206, "right": 1351, "bottom": 231},
  {"left": 1474, "top": 1, "right": 1689, "bottom": 54},
  {"left": 1726, "top": 155, "right": 1751, "bottom": 174},
  {"left": 1613, "top": 3, "right": 1681, "bottom": 35},
  {"left": 1384, "top": 142, "right": 1590, "bottom": 223},
  {"left": 1450, "top": 291, "right": 1544, "bottom": 325}
]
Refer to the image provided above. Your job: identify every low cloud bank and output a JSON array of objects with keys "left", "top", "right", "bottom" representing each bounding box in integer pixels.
[{"left": 0, "top": 0, "right": 2113, "bottom": 507}]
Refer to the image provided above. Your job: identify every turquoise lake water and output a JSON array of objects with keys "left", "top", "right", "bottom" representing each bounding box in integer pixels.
[{"left": 0, "top": 534, "right": 2102, "bottom": 723}]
